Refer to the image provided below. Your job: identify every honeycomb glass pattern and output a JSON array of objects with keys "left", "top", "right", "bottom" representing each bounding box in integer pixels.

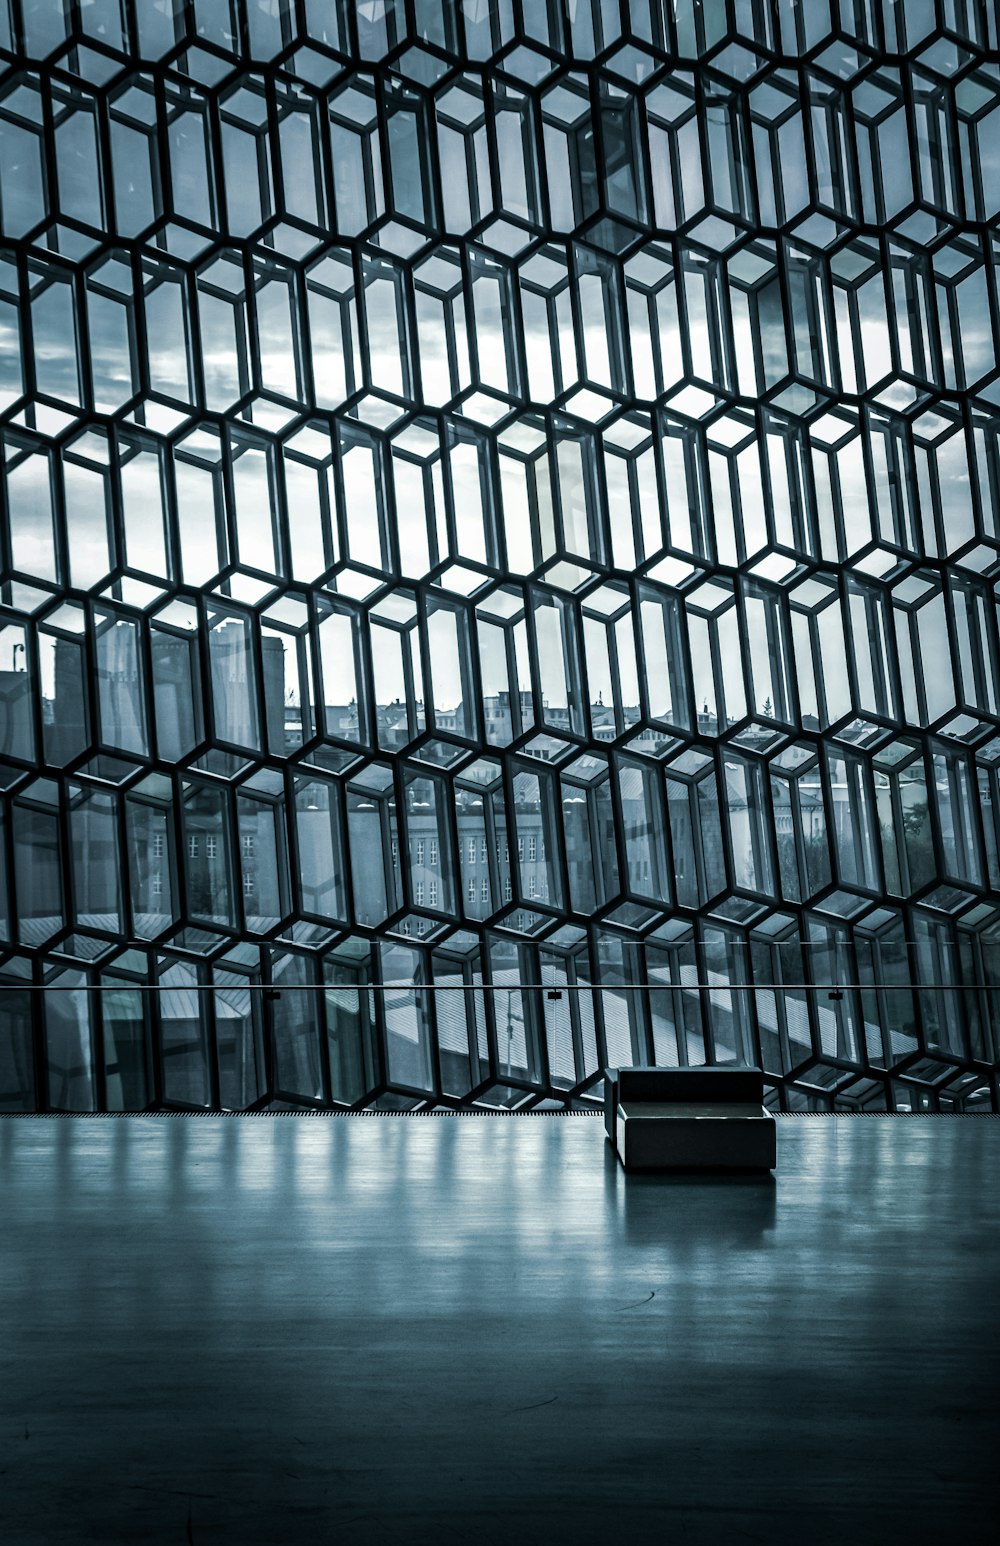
[{"left": 1, "top": 0, "right": 1000, "bottom": 1114}]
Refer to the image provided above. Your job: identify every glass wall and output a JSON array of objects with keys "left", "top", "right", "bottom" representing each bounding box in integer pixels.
[{"left": 1, "top": 0, "right": 999, "bottom": 1111}]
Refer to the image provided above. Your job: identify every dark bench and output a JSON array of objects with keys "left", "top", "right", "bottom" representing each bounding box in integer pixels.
[{"left": 604, "top": 1066, "right": 776, "bottom": 1172}]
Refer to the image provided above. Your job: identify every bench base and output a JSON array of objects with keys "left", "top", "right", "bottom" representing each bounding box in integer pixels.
[{"left": 615, "top": 1105, "right": 776, "bottom": 1173}]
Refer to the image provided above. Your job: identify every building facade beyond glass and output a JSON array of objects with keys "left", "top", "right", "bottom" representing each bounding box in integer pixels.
[{"left": 1, "top": 0, "right": 1000, "bottom": 1112}]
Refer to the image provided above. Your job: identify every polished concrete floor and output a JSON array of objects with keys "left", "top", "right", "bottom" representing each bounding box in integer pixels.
[{"left": 1, "top": 1115, "right": 998, "bottom": 1546}]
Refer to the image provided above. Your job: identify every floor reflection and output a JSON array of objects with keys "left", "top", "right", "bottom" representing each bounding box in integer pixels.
[{"left": 0, "top": 1115, "right": 997, "bottom": 1546}]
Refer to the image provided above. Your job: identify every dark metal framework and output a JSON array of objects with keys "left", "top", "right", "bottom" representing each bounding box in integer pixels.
[{"left": 1, "top": 0, "right": 1000, "bottom": 1113}]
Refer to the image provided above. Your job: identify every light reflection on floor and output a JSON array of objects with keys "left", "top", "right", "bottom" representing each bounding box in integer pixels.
[{"left": 0, "top": 1115, "right": 997, "bottom": 1545}]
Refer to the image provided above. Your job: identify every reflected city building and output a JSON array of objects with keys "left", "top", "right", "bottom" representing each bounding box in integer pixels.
[{"left": 1, "top": 0, "right": 999, "bottom": 1112}]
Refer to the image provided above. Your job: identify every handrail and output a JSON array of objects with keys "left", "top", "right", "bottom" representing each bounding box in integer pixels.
[{"left": 1, "top": 982, "right": 996, "bottom": 993}]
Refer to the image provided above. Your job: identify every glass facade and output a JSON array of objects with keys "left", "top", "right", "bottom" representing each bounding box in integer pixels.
[{"left": 1, "top": 0, "right": 1000, "bottom": 1112}]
